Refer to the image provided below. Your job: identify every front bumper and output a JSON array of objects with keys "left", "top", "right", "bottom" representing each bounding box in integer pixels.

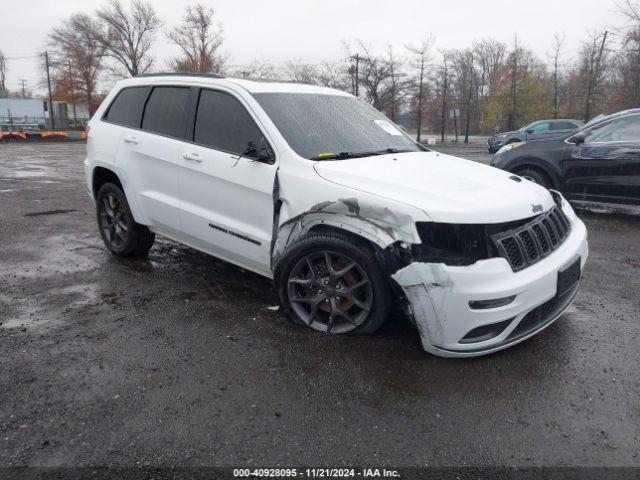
[
  {"left": 488, "top": 138, "right": 503, "bottom": 152},
  {"left": 392, "top": 201, "right": 588, "bottom": 358}
]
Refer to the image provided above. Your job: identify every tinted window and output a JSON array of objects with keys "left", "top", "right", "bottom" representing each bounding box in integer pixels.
[
  {"left": 553, "top": 121, "right": 578, "bottom": 130},
  {"left": 194, "top": 90, "right": 268, "bottom": 157},
  {"left": 104, "top": 87, "right": 149, "bottom": 127},
  {"left": 585, "top": 115, "right": 640, "bottom": 143},
  {"left": 530, "top": 122, "right": 550, "bottom": 133},
  {"left": 141, "top": 86, "right": 190, "bottom": 139},
  {"left": 253, "top": 93, "right": 422, "bottom": 159}
]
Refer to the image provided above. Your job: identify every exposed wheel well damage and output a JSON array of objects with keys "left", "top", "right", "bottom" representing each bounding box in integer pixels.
[
  {"left": 270, "top": 196, "right": 419, "bottom": 270},
  {"left": 92, "top": 167, "right": 122, "bottom": 199}
]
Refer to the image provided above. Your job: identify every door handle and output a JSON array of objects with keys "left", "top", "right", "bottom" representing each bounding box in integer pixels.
[
  {"left": 182, "top": 152, "right": 202, "bottom": 162},
  {"left": 123, "top": 135, "right": 138, "bottom": 144}
]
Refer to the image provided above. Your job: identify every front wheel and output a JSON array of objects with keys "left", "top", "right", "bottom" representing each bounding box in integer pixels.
[
  {"left": 517, "top": 168, "right": 551, "bottom": 188},
  {"left": 274, "top": 231, "right": 391, "bottom": 335}
]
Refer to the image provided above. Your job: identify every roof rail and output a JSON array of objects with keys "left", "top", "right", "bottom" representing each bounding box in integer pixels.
[{"left": 135, "top": 72, "right": 225, "bottom": 79}]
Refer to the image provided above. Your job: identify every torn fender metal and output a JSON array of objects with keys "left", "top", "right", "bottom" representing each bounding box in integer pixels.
[{"left": 271, "top": 196, "right": 421, "bottom": 267}]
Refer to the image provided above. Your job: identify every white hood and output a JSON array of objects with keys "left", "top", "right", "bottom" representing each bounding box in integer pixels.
[{"left": 313, "top": 151, "right": 555, "bottom": 224}]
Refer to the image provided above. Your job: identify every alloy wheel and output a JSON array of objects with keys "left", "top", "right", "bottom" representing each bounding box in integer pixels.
[
  {"left": 287, "top": 251, "right": 373, "bottom": 333},
  {"left": 99, "top": 193, "right": 128, "bottom": 249}
]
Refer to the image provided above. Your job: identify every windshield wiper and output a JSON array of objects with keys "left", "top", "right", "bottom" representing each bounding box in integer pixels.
[{"left": 312, "top": 148, "right": 413, "bottom": 161}]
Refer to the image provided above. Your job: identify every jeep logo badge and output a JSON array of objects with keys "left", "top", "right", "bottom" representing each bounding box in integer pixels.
[{"left": 532, "top": 204, "right": 543, "bottom": 213}]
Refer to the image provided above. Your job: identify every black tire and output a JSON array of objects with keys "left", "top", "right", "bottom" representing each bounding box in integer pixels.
[
  {"left": 96, "top": 183, "right": 155, "bottom": 258},
  {"left": 517, "top": 168, "right": 551, "bottom": 188},
  {"left": 273, "top": 231, "right": 391, "bottom": 335}
]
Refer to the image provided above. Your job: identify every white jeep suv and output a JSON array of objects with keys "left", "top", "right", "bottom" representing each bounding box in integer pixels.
[{"left": 84, "top": 73, "right": 588, "bottom": 358}]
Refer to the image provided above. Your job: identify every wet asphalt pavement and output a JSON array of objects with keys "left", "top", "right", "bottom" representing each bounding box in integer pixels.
[{"left": 0, "top": 143, "right": 639, "bottom": 467}]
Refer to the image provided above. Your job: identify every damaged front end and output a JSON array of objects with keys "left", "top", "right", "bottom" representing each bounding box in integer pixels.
[{"left": 390, "top": 195, "right": 588, "bottom": 357}]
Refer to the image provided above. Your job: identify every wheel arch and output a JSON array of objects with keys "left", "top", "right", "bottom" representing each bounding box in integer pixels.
[
  {"left": 506, "top": 157, "right": 562, "bottom": 189},
  {"left": 92, "top": 166, "right": 122, "bottom": 199}
]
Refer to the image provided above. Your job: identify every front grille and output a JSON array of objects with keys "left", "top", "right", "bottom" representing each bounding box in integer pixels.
[{"left": 491, "top": 206, "right": 571, "bottom": 271}]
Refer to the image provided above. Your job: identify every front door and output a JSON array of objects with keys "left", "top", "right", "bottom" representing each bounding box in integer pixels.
[
  {"left": 178, "top": 88, "right": 277, "bottom": 275},
  {"left": 563, "top": 113, "right": 640, "bottom": 204}
]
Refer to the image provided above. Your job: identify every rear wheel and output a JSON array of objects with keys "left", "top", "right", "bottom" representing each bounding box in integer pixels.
[
  {"left": 96, "top": 183, "right": 155, "bottom": 258},
  {"left": 274, "top": 231, "right": 391, "bottom": 335}
]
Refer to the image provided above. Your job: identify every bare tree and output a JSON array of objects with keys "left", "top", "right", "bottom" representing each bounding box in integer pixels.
[
  {"left": 316, "top": 61, "right": 351, "bottom": 90},
  {"left": 231, "top": 60, "right": 277, "bottom": 80},
  {"left": 405, "top": 37, "right": 434, "bottom": 142},
  {"left": 346, "top": 42, "right": 394, "bottom": 112},
  {"left": 581, "top": 29, "right": 611, "bottom": 121},
  {"left": 0, "top": 50, "right": 7, "bottom": 94},
  {"left": 284, "top": 61, "right": 319, "bottom": 83},
  {"left": 549, "top": 32, "right": 566, "bottom": 118},
  {"left": 167, "top": 4, "right": 224, "bottom": 73},
  {"left": 451, "top": 48, "right": 477, "bottom": 143},
  {"left": 48, "top": 14, "right": 104, "bottom": 112},
  {"left": 92, "top": 0, "right": 161, "bottom": 77},
  {"left": 613, "top": 1, "right": 640, "bottom": 109}
]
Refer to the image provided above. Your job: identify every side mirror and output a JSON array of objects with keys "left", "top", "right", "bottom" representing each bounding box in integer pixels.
[
  {"left": 525, "top": 129, "right": 534, "bottom": 134},
  {"left": 572, "top": 132, "right": 587, "bottom": 145},
  {"left": 256, "top": 147, "right": 274, "bottom": 164}
]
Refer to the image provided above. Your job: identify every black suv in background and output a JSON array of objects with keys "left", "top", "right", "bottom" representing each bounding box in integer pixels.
[
  {"left": 491, "top": 109, "right": 640, "bottom": 206},
  {"left": 488, "top": 119, "right": 583, "bottom": 153}
]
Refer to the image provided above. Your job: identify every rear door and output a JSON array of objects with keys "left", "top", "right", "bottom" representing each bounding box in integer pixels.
[
  {"left": 116, "top": 85, "right": 193, "bottom": 235},
  {"left": 177, "top": 88, "right": 277, "bottom": 275},
  {"left": 562, "top": 113, "right": 640, "bottom": 203}
]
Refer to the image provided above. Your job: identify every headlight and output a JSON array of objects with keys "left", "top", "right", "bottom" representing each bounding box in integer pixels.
[{"left": 496, "top": 142, "right": 524, "bottom": 154}]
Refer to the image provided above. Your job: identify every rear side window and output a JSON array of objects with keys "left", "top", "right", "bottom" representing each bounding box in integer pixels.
[
  {"left": 194, "top": 89, "right": 266, "bottom": 156},
  {"left": 553, "top": 121, "right": 577, "bottom": 130},
  {"left": 141, "top": 86, "right": 191, "bottom": 139},
  {"left": 104, "top": 87, "right": 149, "bottom": 127}
]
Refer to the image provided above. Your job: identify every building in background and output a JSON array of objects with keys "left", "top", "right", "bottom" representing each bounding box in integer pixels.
[{"left": 0, "top": 97, "right": 90, "bottom": 131}]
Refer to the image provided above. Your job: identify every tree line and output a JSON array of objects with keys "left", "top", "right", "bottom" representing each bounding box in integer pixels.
[{"left": 1, "top": 0, "right": 639, "bottom": 137}]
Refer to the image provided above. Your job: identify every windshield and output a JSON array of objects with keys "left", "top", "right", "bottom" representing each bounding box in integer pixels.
[{"left": 252, "top": 93, "right": 424, "bottom": 160}]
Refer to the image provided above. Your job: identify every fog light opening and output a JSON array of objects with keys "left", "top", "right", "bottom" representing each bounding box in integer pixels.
[{"left": 468, "top": 295, "right": 516, "bottom": 310}]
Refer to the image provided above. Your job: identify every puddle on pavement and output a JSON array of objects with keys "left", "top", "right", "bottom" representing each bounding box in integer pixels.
[{"left": 0, "top": 283, "right": 99, "bottom": 330}]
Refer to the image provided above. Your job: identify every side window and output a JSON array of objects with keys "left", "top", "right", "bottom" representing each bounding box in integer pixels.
[
  {"left": 104, "top": 87, "right": 149, "bottom": 128},
  {"left": 555, "top": 121, "right": 580, "bottom": 130},
  {"left": 530, "top": 122, "right": 550, "bottom": 133},
  {"left": 141, "top": 86, "right": 191, "bottom": 139},
  {"left": 585, "top": 115, "right": 640, "bottom": 143},
  {"left": 194, "top": 89, "right": 269, "bottom": 158}
]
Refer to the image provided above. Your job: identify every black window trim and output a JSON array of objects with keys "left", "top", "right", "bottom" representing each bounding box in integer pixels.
[
  {"left": 189, "top": 86, "right": 276, "bottom": 164},
  {"left": 102, "top": 84, "right": 198, "bottom": 143},
  {"left": 100, "top": 83, "right": 276, "bottom": 164},
  {"left": 101, "top": 85, "right": 152, "bottom": 128},
  {"left": 566, "top": 112, "right": 640, "bottom": 145},
  {"left": 140, "top": 85, "right": 194, "bottom": 141}
]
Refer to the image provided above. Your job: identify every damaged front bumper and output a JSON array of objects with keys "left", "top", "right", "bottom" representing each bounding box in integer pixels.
[{"left": 392, "top": 203, "right": 588, "bottom": 358}]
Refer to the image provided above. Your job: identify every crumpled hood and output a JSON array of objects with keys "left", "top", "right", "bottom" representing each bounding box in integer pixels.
[{"left": 313, "top": 151, "right": 555, "bottom": 224}]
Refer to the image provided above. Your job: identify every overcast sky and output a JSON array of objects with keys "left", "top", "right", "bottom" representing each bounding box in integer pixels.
[{"left": 0, "top": 0, "right": 625, "bottom": 94}]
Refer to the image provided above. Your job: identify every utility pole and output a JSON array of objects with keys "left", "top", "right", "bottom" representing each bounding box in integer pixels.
[
  {"left": 19, "top": 79, "right": 27, "bottom": 98},
  {"left": 440, "top": 57, "right": 448, "bottom": 143},
  {"left": 508, "top": 48, "right": 518, "bottom": 131},
  {"left": 584, "top": 30, "right": 608, "bottom": 122},
  {"left": 464, "top": 67, "right": 473, "bottom": 144},
  {"left": 351, "top": 54, "right": 361, "bottom": 97},
  {"left": 44, "top": 51, "right": 55, "bottom": 130},
  {"left": 68, "top": 61, "right": 77, "bottom": 126},
  {"left": 416, "top": 53, "right": 425, "bottom": 143}
]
